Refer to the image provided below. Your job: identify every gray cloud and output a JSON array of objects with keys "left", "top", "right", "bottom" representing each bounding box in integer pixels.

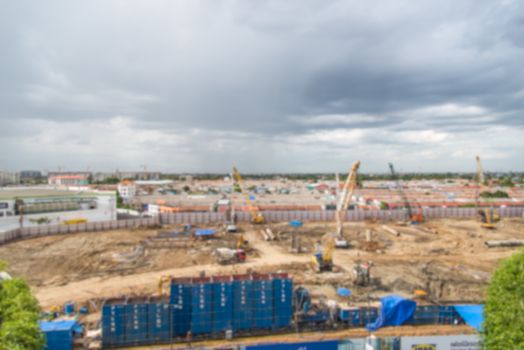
[{"left": 0, "top": 0, "right": 523, "bottom": 172}]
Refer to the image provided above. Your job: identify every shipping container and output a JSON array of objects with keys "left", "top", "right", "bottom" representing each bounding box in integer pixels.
[
  {"left": 245, "top": 340, "right": 339, "bottom": 350},
  {"left": 271, "top": 273, "right": 292, "bottom": 329},
  {"left": 170, "top": 277, "right": 192, "bottom": 337},
  {"left": 411, "top": 305, "right": 440, "bottom": 325},
  {"left": 211, "top": 275, "right": 233, "bottom": 333},
  {"left": 233, "top": 274, "right": 254, "bottom": 331},
  {"left": 252, "top": 274, "right": 273, "bottom": 330},
  {"left": 191, "top": 276, "right": 213, "bottom": 335},
  {"left": 148, "top": 297, "right": 171, "bottom": 343},
  {"left": 339, "top": 307, "right": 361, "bottom": 327},
  {"left": 359, "top": 307, "right": 378, "bottom": 327},
  {"left": 124, "top": 297, "right": 149, "bottom": 346},
  {"left": 102, "top": 298, "right": 126, "bottom": 348}
]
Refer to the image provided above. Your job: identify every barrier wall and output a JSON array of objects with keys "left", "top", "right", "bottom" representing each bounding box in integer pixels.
[{"left": 1, "top": 207, "right": 523, "bottom": 245}]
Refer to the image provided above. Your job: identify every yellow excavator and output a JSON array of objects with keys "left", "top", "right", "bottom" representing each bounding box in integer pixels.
[
  {"left": 475, "top": 156, "right": 499, "bottom": 229},
  {"left": 311, "top": 234, "right": 335, "bottom": 272},
  {"left": 232, "top": 167, "right": 265, "bottom": 224}
]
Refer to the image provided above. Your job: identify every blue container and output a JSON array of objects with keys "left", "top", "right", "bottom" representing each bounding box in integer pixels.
[
  {"left": 272, "top": 274, "right": 292, "bottom": 328},
  {"left": 170, "top": 277, "right": 192, "bottom": 337},
  {"left": 124, "top": 298, "right": 149, "bottom": 346},
  {"left": 232, "top": 274, "right": 253, "bottom": 331},
  {"left": 300, "top": 309, "right": 330, "bottom": 323},
  {"left": 412, "top": 305, "right": 440, "bottom": 325},
  {"left": 191, "top": 277, "right": 213, "bottom": 335},
  {"left": 339, "top": 307, "right": 361, "bottom": 326},
  {"left": 360, "top": 307, "right": 378, "bottom": 326},
  {"left": 252, "top": 274, "right": 273, "bottom": 329},
  {"left": 148, "top": 298, "right": 171, "bottom": 343},
  {"left": 439, "top": 305, "right": 460, "bottom": 324},
  {"left": 102, "top": 299, "right": 126, "bottom": 348},
  {"left": 211, "top": 276, "right": 233, "bottom": 333},
  {"left": 64, "top": 302, "right": 75, "bottom": 315},
  {"left": 245, "top": 340, "right": 339, "bottom": 350}
]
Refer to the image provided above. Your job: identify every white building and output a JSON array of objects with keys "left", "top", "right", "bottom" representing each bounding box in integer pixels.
[
  {"left": 117, "top": 181, "right": 136, "bottom": 201},
  {"left": 0, "top": 171, "right": 20, "bottom": 186},
  {"left": 0, "top": 188, "right": 116, "bottom": 232}
]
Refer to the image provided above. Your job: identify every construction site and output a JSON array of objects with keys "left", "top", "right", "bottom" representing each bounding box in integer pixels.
[{"left": 0, "top": 159, "right": 522, "bottom": 349}]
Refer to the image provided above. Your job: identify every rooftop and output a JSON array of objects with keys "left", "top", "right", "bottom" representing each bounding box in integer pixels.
[{"left": 0, "top": 187, "right": 114, "bottom": 200}]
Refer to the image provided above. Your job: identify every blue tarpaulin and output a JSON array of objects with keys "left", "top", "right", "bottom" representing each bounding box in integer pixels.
[
  {"left": 366, "top": 295, "right": 416, "bottom": 331},
  {"left": 454, "top": 304, "right": 484, "bottom": 331},
  {"left": 289, "top": 220, "right": 303, "bottom": 228},
  {"left": 39, "top": 320, "right": 83, "bottom": 350},
  {"left": 195, "top": 229, "right": 216, "bottom": 236}
]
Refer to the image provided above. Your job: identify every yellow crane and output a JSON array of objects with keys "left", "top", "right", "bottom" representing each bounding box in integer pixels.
[
  {"left": 232, "top": 167, "right": 265, "bottom": 224},
  {"left": 334, "top": 161, "right": 360, "bottom": 247}
]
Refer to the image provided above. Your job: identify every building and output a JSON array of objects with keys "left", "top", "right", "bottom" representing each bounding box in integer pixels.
[
  {"left": 0, "top": 187, "right": 116, "bottom": 232},
  {"left": 117, "top": 180, "right": 136, "bottom": 201},
  {"left": 0, "top": 171, "right": 20, "bottom": 186},
  {"left": 48, "top": 172, "right": 90, "bottom": 186},
  {"left": 20, "top": 170, "right": 42, "bottom": 180}
]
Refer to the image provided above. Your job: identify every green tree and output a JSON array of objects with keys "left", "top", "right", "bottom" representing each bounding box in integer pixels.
[
  {"left": 0, "top": 263, "right": 44, "bottom": 350},
  {"left": 484, "top": 250, "right": 524, "bottom": 348}
]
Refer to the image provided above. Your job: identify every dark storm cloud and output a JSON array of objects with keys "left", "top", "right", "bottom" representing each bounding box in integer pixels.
[{"left": 0, "top": 0, "right": 523, "bottom": 171}]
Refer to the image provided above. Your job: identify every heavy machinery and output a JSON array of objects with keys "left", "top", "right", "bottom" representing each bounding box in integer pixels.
[
  {"left": 333, "top": 161, "right": 360, "bottom": 248},
  {"left": 157, "top": 275, "right": 172, "bottom": 295},
  {"left": 213, "top": 247, "right": 246, "bottom": 265},
  {"left": 352, "top": 260, "right": 372, "bottom": 286},
  {"left": 232, "top": 167, "right": 265, "bottom": 224},
  {"left": 475, "top": 156, "right": 499, "bottom": 229},
  {"left": 388, "top": 163, "right": 424, "bottom": 224},
  {"left": 311, "top": 234, "right": 335, "bottom": 272},
  {"left": 236, "top": 234, "right": 249, "bottom": 250}
]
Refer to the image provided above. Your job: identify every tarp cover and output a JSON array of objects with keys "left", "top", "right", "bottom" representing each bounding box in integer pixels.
[
  {"left": 454, "top": 304, "right": 484, "bottom": 331},
  {"left": 195, "top": 229, "right": 216, "bottom": 236},
  {"left": 366, "top": 295, "right": 416, "bottom": 331},
  {"left": 39, "top": 320, "right": 82, "bottom": 333}
]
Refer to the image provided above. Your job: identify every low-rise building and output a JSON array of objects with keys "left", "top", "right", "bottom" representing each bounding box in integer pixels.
[
  {"left": 0, "top": 171, "right": 20, "bottom": 186},
  {"left": 48, "top": 172, "right": 90, "bottom": 186},
  {"left": 117, "top": 180, "right": 136, "bottom": 201}
]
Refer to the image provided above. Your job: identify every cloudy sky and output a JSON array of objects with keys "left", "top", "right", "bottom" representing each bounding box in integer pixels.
[{"left": 1, "top": 0, "right": 523, "bottom": 173}]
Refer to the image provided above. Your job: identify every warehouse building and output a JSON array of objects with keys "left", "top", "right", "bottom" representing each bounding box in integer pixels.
[{"left": 0, "top": 188, "right": 116, "bottom": 232}]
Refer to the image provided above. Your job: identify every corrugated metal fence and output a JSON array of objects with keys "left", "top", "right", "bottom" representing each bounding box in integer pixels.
[{"left": 1, "top": 207, "right": 523, "bottom": 245}]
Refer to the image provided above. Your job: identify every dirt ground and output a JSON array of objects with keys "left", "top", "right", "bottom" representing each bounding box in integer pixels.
[{"left": 1, "top": 217, "right": 523, "bottom": 312}]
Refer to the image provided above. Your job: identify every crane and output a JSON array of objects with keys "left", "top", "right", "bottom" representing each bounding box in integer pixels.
[
  {"left": 475, "top": 156, "right": 498, "bottom": 229},
  {"left": 333, "top": 161, "right": 360, "bottom": 248},
  {"left": 389, "top": 163, "right": 423, "bottom": 224},
  {"left": 232, "top": 167, "right": 265, "bottom": 224}
]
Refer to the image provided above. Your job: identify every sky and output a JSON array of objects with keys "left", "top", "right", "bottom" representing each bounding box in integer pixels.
[{"left": 1, "top": 0, "right": 523, "bottom": 173}]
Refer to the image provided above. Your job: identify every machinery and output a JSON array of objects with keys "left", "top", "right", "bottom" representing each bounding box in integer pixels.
[
  {"left": 389, "top": 163, "right": 424, "bottom": 224},
  {"left": 213, "top": 247, "right": 246, "bottom": 265},
  {"left": 311, "top": 234, "right": 335, "bottom": 272},
  {"left": 232, "top": 167, "right": 265, "bottom": 224},
  {"left": 157, "top": 275, "right": 172, "bottom": 295},
  {"left": 333, "top": 161, "right": 360, "bottom": 248},
  {"left": 352, "top": 260, "right": 372, "bottom": 286},
  {"left": 236, "top": 234, "right": 249, "bottom": 250},
  {"left": 475, "top": 156, "right": 499, "bottom": 229}
]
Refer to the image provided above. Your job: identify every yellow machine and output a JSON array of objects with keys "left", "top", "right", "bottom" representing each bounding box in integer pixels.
[
  {"left": 311, "top": 234, "right": 335, "bottom": 272},
  {"left": 236, "top": 234, "right": 249, "bottom": 250},
  {"left": 232, "top": 167, "right": 265, "bottom": 224},
  {"left": 334, "top": 161, "right": 360, "bottom": 247},
  {"left": 475, "top": 156, "right": 499, "bottom": 229},
  {"left": 62, "top": 218, "right": 87, "bottom": 225},
  {"left": 389, "top": 163, "right": 424, "bottom": 224},
  {"left": 157, "top": 275, "right": 172, "bottom": 296}
]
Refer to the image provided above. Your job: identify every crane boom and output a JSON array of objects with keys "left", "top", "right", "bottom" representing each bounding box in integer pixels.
[
  {"left": 232, "top": 167, "right": 264, "bottom": 224},
  {"left": 336, "top": 161, "right": 360, "bottom": 237},
  {"left": 389, "top": 163, "right": 413, "bottom": 221}
]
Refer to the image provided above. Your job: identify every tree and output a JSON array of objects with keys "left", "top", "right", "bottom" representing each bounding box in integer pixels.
[
  {"left": 484, "top": 250, "right": 524, "bottom": 348},
  {"left": 0, "top": 262, "right": 44, "bottom": 350}
]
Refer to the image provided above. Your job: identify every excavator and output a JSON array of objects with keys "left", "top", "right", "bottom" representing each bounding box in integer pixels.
[
  {"left": 232, "top": 167, "right": 265, "bottom": 224},
  {"left": 333, "top": 161, "right": 360, "bottom": 248},
  {"left": 389, "top": 163, "right": 424, "bottom": 224},
  {"left": 475, "top": 156, "right": 499, "bottom": 229},
  {"left": 311, "top": 234, "right": 335, "bottom": 272}
]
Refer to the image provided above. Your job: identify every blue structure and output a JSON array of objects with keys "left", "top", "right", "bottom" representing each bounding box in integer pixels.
[
  {"left": 272, "top": 273, "right": 293, "bottom": 328},
  {"left": 40, "top": 320, "right": 82, "bottom": 350},
  {"left": 411, "top": 305, "right": 440, "bottom": 325},
  {"left": 191, "top": 277, "right": 213, "bottom": 334},
  {"left": 233, "top": 274, "right": 254, "bottom": 331},
  {"left": 339, "top": 308, "right": 362, "bottom": 326},
  {"left": 245, "top": 340, "right": 339, "bottom": 350},
  {"left": 252, "top": 274, "right": 274, "bottom": 329},
  {"left": 367, "top": 295, "right": 416, "bottom": 331},
  {"left": 124, "top": 298, "right": 149, "bottom": 346},
  {"left": 170, "top": 277, "right": 192, "bottom": 337},
  {"left": 102, "top": 299, "right": 126, "bottom": 348},
  {"left": 195, "top": 229, "right": 216, "bottom": 237},
  {"left": 211, "top": 276, "right": 233, "bottom": 333},
  {"left": 148, "top": 298, "right": 171, "bottom": 343}
]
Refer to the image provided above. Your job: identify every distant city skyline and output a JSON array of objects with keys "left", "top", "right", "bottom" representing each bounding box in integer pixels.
[{"left": 1, "top": 1, "right": 523, "bottom": 172}]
